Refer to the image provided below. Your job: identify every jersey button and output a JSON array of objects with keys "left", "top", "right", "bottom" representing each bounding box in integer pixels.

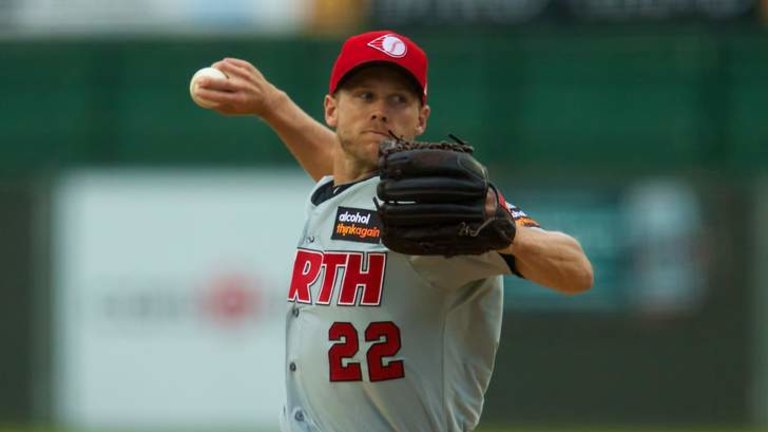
[
  {"left": 294, "top": 410, "right": 305, "bottom": 421},
  {"left": 292, "top": 308, "right": 300, "bottom": 317},
  {"left": 289, "top": 362, "right": 297, "bottom": 372}
]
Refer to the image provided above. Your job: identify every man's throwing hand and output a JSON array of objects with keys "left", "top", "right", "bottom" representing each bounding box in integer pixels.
[{"left": 191, "top": 58, "right": 281, "bottom": 117}]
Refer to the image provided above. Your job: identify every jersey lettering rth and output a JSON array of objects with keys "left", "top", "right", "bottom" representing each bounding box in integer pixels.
[
  {"left": 281, "top": 176, "right": 529, "bottom": 432},
  {"left": 288, "top": 250, "right": 386, "bottom": 306}
]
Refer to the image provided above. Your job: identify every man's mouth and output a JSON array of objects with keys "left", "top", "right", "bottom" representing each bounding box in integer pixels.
[{"left": 365, "top": 130, "right": 390, "bottom": 137}]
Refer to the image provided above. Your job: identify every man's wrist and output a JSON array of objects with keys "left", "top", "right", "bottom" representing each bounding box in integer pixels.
[
  {"left": 258, "top": 88, "right": 289, "bottom": 122},
  {"left": 497, "top": 225, "right": 527, "bottom": 256},
  {"left": 496, "top": 237, "right": 516, "bottom": 256}
]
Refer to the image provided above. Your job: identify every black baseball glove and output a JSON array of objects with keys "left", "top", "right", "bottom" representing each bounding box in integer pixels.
[{"left": 374, "top": 133, "right": 516, "bottom": 256}]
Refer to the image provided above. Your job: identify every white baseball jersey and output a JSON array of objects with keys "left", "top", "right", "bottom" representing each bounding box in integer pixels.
[{"left": 280, "top": 175, "right": 535, "bottom": 432}]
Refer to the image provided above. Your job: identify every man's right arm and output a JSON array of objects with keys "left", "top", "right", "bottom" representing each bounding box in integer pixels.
[
  {"left": 257, "top": 89, "right": 335, "bottom": 181},
  {"left": 193, "top": 57, "right": 335, "bottom": 181}
]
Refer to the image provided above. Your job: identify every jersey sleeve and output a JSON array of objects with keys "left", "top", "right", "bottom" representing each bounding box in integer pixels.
[
  {"left": 496, "top": 189, "right": 540, "bottom": 229},
  {"left": 496, "top": 190, "right": 541, "bottom": 278},
  {"left": 407, "top": 252, "right": 512, "bottom": 291}
]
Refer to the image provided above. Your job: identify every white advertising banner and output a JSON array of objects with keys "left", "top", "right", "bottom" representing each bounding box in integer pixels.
[
  {"left": 53, "top": 169, "right": 313, "bottom": 430},
  {"left": 11, "top": 0, "right": 309, "bottom": 35}
]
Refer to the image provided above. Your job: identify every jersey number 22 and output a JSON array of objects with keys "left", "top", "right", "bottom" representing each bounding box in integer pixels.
[{"left": 328, "top": 321, "right": 404, "bottom": 382}]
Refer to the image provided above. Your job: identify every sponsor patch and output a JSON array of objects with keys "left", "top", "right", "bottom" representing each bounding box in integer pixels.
[
  {"left": 332, "top": 207, "right": 382, "bottom": 244},
  {"left": 506, "top": 204, "right": 541, "bottom": 228},
  {"left": 515, "top": 216, "right": 540, "bottom": 228}
]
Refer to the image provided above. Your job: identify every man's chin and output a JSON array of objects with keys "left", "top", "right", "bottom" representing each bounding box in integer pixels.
[{"left": 361, "top": 137, "right": 385, "bottom": 152}]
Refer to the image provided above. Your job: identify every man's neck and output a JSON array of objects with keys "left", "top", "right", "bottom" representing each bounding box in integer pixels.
[
  {"left": 332, "top": 149, "right": 378, "bottom": 186},
  {"left": 333, "top": 170, "right": 377, "bottom": 186}
]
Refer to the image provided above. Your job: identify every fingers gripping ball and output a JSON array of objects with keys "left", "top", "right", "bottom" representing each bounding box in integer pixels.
[
  {"left": 189, "top": 67, "right": 228, "bottom": 109},
  {"left": 375, "top": 135, "right": 517, "bottom": 257}
]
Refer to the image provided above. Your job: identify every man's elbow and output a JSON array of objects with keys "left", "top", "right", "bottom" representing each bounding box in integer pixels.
[
  {"left": 574, "top": 264, "right": 595, "bottom": 294},
  {"left": 560, "top": 260, "right": 594, "bottom": 295}
]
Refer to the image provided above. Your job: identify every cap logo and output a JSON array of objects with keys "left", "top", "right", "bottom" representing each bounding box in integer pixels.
[{"left": 367, "top": 34, "right": 407, "bottom": 58}]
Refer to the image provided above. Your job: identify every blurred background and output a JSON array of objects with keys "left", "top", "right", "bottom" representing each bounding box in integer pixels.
[{"left": 0, "top": 0, "right": 766, "bottom": 431}]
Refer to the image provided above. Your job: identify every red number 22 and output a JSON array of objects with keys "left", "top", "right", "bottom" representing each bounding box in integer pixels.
[{"left": 328, "top": 321, "right": 404, "bottom": 382}]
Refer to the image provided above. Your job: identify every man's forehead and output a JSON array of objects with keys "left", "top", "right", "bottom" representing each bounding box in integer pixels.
[{"left": 340, "top": 64, "right": 419, "bottom": 92}]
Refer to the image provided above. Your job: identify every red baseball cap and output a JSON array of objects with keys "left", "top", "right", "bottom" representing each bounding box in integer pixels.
[{"left": 329, "top": 30, "right": 428, "bottom": 103}]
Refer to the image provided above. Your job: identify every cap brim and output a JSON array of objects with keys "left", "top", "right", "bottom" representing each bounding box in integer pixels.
[{"left": 332, "top": 61, "right": 425, "bottom": 102}]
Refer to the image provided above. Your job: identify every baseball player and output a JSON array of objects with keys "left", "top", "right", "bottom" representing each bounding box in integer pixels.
[{"left": 195, "top": 31, "right": 593, "bottom": 432}]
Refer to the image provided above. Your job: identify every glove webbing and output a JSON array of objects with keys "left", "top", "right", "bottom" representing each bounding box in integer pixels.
[{"left": 380, "top": 131, "right": 475, "bottom": 157}]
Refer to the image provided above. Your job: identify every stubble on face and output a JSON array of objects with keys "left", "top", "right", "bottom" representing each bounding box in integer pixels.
[{"left": 336, "top": 123, "right": 379, "bottom": 174}]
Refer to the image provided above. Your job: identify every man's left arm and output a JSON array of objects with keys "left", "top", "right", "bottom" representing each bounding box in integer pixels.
[{"left": 498, "top": 227, "right": 594, "bottom": 295}]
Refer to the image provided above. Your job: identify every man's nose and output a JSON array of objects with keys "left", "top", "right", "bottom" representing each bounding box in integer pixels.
[
  {"left": 370, "top": 101, "right": 389, "bottom": 122},
  {"left": 370, "top": 111, "right": 388, "bottom": 122}
]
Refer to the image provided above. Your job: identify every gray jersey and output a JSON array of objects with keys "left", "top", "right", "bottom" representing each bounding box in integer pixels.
[{"left": 280, "top": 175, "right": 518, "bottom": 432}]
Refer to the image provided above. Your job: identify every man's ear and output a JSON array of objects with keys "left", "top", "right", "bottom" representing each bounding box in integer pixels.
[
  {"left": 324, "top": 94, "right": 338, "bottom": 128},
  {"left": 415, "top": 104, "right": 431, "bottom": 136}
]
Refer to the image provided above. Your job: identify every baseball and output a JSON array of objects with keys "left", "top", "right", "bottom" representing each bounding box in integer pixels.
[
  {"left": 189, "top": 66, "right": 228, "bottom": 109},
  {"left": 382, "top": 36, "right": 406, "bottom": 57}
]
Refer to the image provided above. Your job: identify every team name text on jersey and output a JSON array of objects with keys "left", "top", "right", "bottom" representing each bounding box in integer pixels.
[{"left": 288, "top": 249, "right": 387, "bottom": 306}]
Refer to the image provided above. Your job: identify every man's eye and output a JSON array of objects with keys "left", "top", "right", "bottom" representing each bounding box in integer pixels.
[
  {"left": 358, "top": 92, "right": 373, "bottom": 100},
  {"left": 391, "top": 95, "right": 408, "bottom": 104}
]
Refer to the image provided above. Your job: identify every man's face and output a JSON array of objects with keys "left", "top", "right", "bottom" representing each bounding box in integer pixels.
[{"left": 324, "top": 65, "right": 430, "bottom": 170}]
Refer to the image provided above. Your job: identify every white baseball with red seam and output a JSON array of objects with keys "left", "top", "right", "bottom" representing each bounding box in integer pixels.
[
  {"left": 382, "top": 36, "right": 406, "bottom": 56},
  {"left": 189, "top": 66, "right": 228, "bottom": 109}
]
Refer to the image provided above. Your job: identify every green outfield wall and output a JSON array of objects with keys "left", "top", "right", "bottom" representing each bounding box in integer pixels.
[{"left": 0, "top": 27, "right": 766, "bottom": 176}]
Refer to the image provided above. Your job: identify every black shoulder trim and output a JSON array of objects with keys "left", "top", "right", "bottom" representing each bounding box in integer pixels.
[
  {"left": 310, "top": 177, "right": 373, "bottom": 206},
  {"left": 310, "top": 180, "right": 335, "bottom": 206}
]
